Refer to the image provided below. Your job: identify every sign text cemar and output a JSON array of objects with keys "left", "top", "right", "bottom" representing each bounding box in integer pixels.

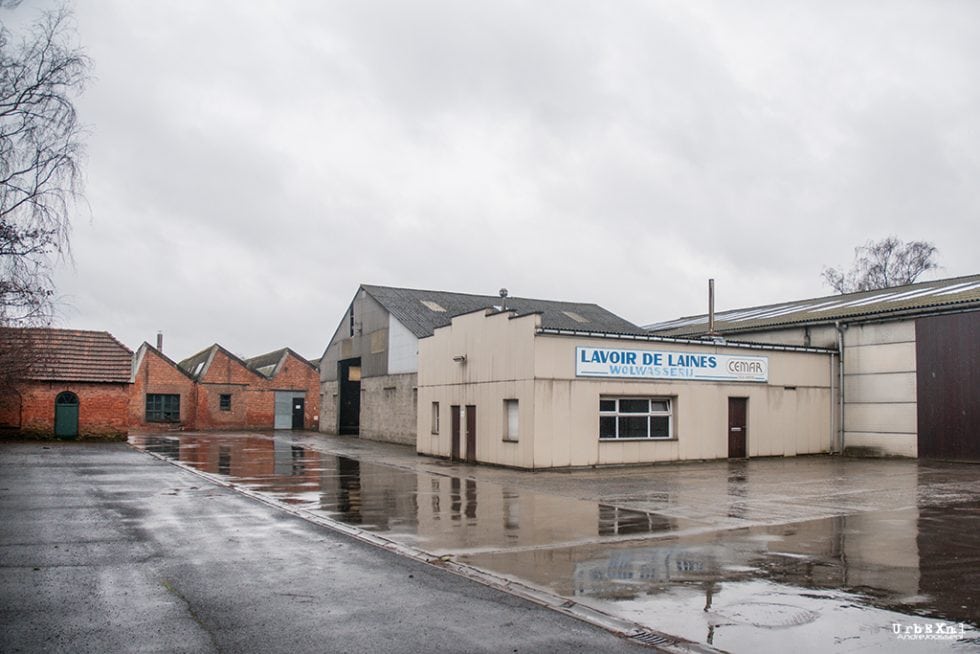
[{"left": 575, "top": 347, "right": 768, "bottom": 382}]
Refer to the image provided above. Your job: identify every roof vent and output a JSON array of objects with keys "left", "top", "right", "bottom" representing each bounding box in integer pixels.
[{"left": 499, "top": 288, "right": 508, "bottom": 298}]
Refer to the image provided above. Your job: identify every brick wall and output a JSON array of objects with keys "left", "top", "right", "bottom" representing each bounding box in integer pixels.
[
  {"left": 130, "top": 347, "right": 197, "bottom": 430},
  {"left": 6, "top": 381, "right": 129, "bottom": 438},
  {"left": 257, "top": 351, "right": 321, "bottom": 430}
]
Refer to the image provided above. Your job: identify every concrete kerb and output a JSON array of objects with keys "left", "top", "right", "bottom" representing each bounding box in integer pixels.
[{"left": 133, "top": 444, "right": 718, "bottom": 654}]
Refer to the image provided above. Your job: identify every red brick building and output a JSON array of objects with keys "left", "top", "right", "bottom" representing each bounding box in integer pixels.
[
  {"left": 0, "top": 328, "right": 132, "bottom": 439},
  {"left": 129, "top": 343, "right": 319, "bottom": 431},
  {"left": 129, "top": 342, "right": 197, "bottom": 430}
]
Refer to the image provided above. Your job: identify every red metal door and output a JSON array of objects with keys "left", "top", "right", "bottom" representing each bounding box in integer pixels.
[
  {"left": 728, "top": 398, "right": 747, "bottom": 458},
  {"left": 450, "top": 406, "right": 461, "bottom": 461},
  {"left": 465, "top": 405, "right": 477, "bottom": 463}
]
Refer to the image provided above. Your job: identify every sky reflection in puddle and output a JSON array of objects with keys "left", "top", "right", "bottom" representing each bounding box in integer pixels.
[{"left": 132, "top": 432, "right": 979, "bottom": 651}]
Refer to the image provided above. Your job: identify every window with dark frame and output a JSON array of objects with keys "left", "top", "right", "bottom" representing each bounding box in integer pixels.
[
  {"left": 599, "top": 397, "right": 672, "bottom": 440},
  {"left": 146, "top": 393, "right": 180, "bottom": 422},
  {"left": 219, "top": 394, "right": 232, "bottom": 411},
  {"left": 431, "top": 402, "right": 440, "bottom": 434}
]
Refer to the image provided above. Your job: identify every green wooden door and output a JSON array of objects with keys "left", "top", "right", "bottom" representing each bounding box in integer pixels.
[{"left": 55, "top": 392, "right": 79, "bottom": 439}]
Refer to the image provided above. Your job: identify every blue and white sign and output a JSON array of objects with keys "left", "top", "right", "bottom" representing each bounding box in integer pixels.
[{"left": 576, "top": 346, "right": 768, "bottom": 382}]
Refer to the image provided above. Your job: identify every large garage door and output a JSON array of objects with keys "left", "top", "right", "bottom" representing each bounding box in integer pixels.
[
  {"left": 274, "top": 391, "right": 306, "bottom": 429},
  {"left": 916, "top": 311, "right": 980, "bottom": 460}
]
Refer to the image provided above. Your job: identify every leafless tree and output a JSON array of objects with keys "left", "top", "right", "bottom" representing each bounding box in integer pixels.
[
  {"left": 1, "top": 3, "right": 90, "bottom": 327},
  {"left": 822, "top": 237, "right": 939, "bottom": 294}
]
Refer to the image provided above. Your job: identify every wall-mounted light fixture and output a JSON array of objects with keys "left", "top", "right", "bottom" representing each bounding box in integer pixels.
[{"left": 452, "top": 354, "right": 467, "bottom": 363}]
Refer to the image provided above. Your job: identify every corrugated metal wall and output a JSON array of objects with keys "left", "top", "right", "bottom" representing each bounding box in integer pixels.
[{"left": 916, "top": 311, "right": 980, "bottom": 460}]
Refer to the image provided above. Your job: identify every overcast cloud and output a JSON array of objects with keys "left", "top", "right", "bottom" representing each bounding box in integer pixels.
[{"left": 8, "top": 0, "right": 978, "bottom": 360}]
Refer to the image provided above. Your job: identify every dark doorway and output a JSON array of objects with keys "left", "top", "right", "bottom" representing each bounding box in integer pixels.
[
  {"left": 291, "top": 397, "right": 305, "bottom": 430},
  {"left": 465, "top": 405, "right": 477, "bottom": 463},
  {"left": 338, "top": 358, "right": 361, "bottom": 436},
  {"left": 728, "top": 397, "right": 747, "bottom": 458},
  {"left": 54, "top": 391, "right": 79, "bottom": 439},
  {"left": 450, "top": 405, "right": 461, "bottom": 461},
  {"left": 917, "top": 311, "right": 980, "bottom": 460}
]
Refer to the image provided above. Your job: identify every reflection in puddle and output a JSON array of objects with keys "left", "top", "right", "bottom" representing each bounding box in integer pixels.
[{"left": 132, "top": 433, "right": 980, "bottom": 652}]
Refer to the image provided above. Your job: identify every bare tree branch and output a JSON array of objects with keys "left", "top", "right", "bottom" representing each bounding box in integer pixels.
[
  {"left": 821, "top": 237, "right": 939, "bottom": 294},
  {"left": 0, "top": 2, "right": 90, "bottom": 327}
]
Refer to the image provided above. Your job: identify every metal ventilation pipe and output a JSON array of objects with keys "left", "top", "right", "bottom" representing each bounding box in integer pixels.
[
  {"left": 708, "top": 279, "right": 716, "bottom": 335},
  {"left": 156, "top": 331, "right": 164, "bottom": 352}
]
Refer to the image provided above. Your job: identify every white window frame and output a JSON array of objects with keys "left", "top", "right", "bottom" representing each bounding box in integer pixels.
[
  {"left": 503, "top": 399, "right": 519, "bottom": 442},
  {"left": 599, "top": 397, "right": 673, "bottom": 440}
]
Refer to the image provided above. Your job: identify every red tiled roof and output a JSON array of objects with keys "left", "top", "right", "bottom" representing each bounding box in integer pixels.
[{"left": 0, "top": 328, "right": 133, "bottom": 383}]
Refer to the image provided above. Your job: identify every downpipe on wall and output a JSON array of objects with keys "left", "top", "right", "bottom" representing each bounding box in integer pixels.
[{"left": 835, "top": 321, "right": 847, "bottom": 454}]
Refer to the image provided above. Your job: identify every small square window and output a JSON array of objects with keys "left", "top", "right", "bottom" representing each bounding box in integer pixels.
[{"left": 219, "top": 394, "right": 232, "bottom": 411}]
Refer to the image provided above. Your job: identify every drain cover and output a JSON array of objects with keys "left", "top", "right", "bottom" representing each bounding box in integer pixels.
[{"left": 630, "top": 631, "right": 672, "bottom": 646}]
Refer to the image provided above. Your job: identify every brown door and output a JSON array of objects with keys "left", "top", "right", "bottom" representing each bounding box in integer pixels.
[
  {"left": 450, "top": 405, "right": 461, "bottom": 461},
  {"left": 465, "top": 405, "right": 477, "bottom": 463},
  {"left": 728, "top": 398, "right": 747, "bottom": 458}
]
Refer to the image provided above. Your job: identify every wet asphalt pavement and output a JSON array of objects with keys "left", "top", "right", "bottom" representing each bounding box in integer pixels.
[
  {"left": 0, "top": 441, "right": 653, "bottom": 654},
  {"left": 128, "top": 431, "right": 980, "bottom": 653}
]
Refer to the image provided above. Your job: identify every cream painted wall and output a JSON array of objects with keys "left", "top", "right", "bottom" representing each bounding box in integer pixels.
[
  {"left": 419, "top": 310, "right": 835, "bottom": 469},
  {"left": 533, "top": 335, "right": 834, "bottom": 468}
]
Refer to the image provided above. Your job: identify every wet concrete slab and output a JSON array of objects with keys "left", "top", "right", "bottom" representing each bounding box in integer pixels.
[
  {"left": 1, "top": 441, "right": 654, "bottom": 654},
  {"left": 131, "top": 431, "right": 980, "bottom": 652}
]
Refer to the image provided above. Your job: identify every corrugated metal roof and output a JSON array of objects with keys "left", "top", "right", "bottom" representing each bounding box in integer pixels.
[
  {"left": 645, "top": 274, "right": 980, "bottom": 337},
  {"left": 1, "top": 328, "right": 133, "bottom": 383},
  {"left": 360, "top": 284, "right": 646, "bottom": 338}
]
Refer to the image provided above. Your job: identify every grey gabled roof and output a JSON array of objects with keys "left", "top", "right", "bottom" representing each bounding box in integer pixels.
[
  {"left": 245, "top": 348, "right": 318, "bottom": 378},
  {"left": 645, "top": 273, "right": 980, "bottom": 337},
  {"left": 360, "top": 285, "right": 646, "bottom": 338}
]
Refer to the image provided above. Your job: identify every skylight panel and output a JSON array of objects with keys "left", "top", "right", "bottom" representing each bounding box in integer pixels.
[
  {"left": 562, "top": 310, "right": 590, "bottom": 323},
  {"left": 420, "top": 300, "right": 446, "bottom": 312}
]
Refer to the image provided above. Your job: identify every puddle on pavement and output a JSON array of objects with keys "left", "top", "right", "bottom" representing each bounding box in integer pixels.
[{"left": 132, "top": 432, "right": 980, "bottom": 652}]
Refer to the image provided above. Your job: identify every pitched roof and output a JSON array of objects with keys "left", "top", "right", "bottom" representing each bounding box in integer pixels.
[
  {"left": 245, "top": 348, "right": 318, "bottom": 378},
  {"left": 132, "top": 342, "right": 196, "bottom": 382},
  {"left": 646, "top": 274, "right": 980, "bottom": 337},
  {"left": 360, "top": 284, "right": 646, "bottom": 338},
  {"left": 0, "top": 328, "right": 133, "bottom": 383}
]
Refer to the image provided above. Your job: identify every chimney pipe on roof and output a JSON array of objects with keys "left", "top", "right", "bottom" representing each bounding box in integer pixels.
[
  {"left": 708, "top": 279, "right": 716, "bottom": 335},
  {"left": 156, "top": 331, "right": 164, "bottom": 352}
]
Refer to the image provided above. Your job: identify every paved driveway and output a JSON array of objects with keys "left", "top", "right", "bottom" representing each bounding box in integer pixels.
[
  {"left": 129, "top": 431, "right": 980, "bottom": 653},
  {"left": 0, "top": 441, "right": 654, "bottom": 654}
]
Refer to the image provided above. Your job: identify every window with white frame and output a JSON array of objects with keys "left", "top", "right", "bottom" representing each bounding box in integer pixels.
[
  {"left": 431, "top": 402, "right": 440, "bottom": 434},
  {"left": 599, "top": 397, "right": 672, "bottom": 440},
  {"left": 503, "top": 399, "right": 519, "bottom": 442}
]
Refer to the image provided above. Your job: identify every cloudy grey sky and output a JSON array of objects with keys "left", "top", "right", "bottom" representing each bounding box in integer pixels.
[{"left": 11, "top": 1, "right": 980, "bottom": 360}]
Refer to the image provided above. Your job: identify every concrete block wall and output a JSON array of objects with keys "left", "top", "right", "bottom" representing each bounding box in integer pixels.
[
  {"left": 320, "top": 380, "right": 338, "bottom": 434},
  {"left": 359, "top": 373, "right": 418, "bottom": 445}
]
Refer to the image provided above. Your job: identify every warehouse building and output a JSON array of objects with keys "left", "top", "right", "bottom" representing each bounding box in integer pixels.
[
  {"left": 416, "top": 309, "right": 835, "bottom": 469},
  {"left": 318, "top": 284, "right": 645, "bottom": 444},
  {"left": 646, "top": 274, "right": 980, "bottom": 460},
  {"left": 130, "top": 341, "right": 320, "bottom": 431}
]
